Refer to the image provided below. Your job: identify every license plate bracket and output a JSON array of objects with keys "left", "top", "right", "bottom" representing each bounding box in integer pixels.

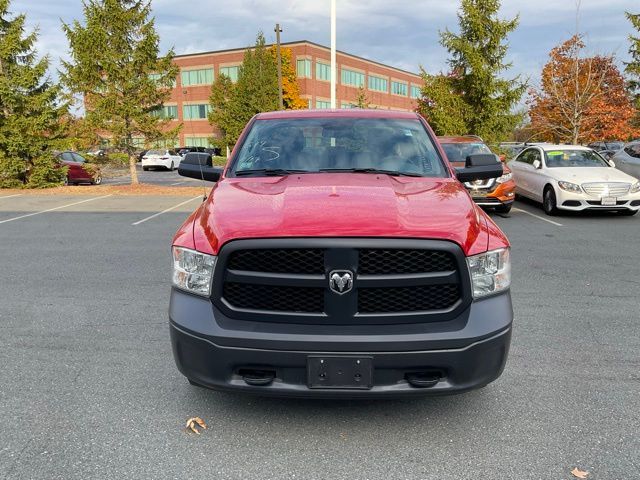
[
  {"left": 307, "top": 356, "right": 373, "bottom": 389},
  {"left": 602, "top": 197, "right": 616, "bottom": 206}
]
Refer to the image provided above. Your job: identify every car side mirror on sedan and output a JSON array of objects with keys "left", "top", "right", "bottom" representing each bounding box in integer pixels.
[
  {"left": 178, "top": 153, "right": 222, "bottom": 182},
  {"left": 607, "top": 159, "right": 616, "bottom": 168},
  {"left": 532, "top": 160, "right": 542, "bottom": 169},
  {"left": 455, "top": 154, "right": 503, "bottom": 183}
]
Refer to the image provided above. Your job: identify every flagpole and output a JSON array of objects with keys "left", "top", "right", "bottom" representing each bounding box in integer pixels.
[{"left": 330, "top": 0, "right": 336, "bottom": 108}]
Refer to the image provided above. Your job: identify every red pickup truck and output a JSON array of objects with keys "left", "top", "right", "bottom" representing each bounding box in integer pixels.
[{"left": 170, "top": 110, "right": 512, "bottom": 398}]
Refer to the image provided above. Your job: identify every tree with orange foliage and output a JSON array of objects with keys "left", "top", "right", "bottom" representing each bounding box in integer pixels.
[
  {"left": 529, "top": 35, "right": 637, "bottom": 144},
  {"left": 269, "top": 46, "right": 307, "bottom": 110}
]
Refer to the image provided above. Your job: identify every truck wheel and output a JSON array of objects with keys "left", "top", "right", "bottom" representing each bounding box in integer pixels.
[
  {"left": 495, "top": 204, "right": 512, "bottom": 214},
  {"left": 543, "top": 187, "right": 558, "bottom": 216}
]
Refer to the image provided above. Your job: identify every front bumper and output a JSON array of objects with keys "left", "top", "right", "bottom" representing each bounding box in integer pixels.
[
  {"left": 468, "top": 180, "right": 516, "bottom": 208},
  {"left": 169, "top": 288, "right": 513, "bottom": 398},
  {"left": 556, "top": 189, "right": 640, "bottom": 211}
]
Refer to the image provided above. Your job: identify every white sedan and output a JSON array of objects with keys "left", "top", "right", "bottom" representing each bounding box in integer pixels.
[
  {"left": 508, "top": 144, "right": 640, "bottom": 216},
  {"left": 141, "top": 149, "right": 182, "bottom": 171}
]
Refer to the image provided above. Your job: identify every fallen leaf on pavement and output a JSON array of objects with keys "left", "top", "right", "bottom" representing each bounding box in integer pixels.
[
  {"left": 571, "top": 467, "right": 589, "bottom": 479},
  {"left": 185, "top": 417, "right": 207, "bottom": 434}
]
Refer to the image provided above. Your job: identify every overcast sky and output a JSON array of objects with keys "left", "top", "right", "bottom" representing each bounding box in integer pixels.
[{"left": 12, "top": 0, "right": 640, "bottom": 88}]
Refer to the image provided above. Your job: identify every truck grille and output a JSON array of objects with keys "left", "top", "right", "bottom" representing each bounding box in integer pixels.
[
  {"left": 582, "top": 182, "right": 630, "bottom": 197},
  {"left": 215, "top": 239, "right": 470, "bottom": 325},
  {"left": 358, "top": 284, "right": 460, "bottom": 313},
  {"left": 227, "top": 249, "right": 324, "bottom": 274},
  {"left": 359, "top": 249, "right": 455, "bottom": 274},
  {"left": 223, "top": 283, "right": 324, "bottom": 313}
]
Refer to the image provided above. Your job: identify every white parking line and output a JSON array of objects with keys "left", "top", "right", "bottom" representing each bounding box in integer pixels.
[
  {"left": 131, "top": 196, "right": 202, "bottom": 226},
  {"left": 0, "top": 195, "right": 113, "bottom": 225},
  {"left": 0, "top": 194, "right": 23, "bottom": 200},
  {"left": 170, "top": 181, "right": 186, "bottom": 186},
  {"left": 512, "top": 207, "right": 563, "bottom": 227}
]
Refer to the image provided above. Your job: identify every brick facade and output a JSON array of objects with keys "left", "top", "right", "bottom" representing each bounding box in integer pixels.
[{"left": 168, "top": 41, "right": 423, "bottom": 147}]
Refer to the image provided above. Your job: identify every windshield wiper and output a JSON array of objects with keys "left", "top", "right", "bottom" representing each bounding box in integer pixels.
[
  {"left": 234, "top": 168, "right": 310, "bottom": 176},
  {"left": 319, "top": 167, "right": 424, "bottom": 177}
]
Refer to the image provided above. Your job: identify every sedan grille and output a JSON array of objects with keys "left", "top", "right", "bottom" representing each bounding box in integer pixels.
[{"left": 582, "top": 182, "right": 630, "bottom": 197}]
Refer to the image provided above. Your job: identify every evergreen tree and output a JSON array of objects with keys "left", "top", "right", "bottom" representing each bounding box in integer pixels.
[
  {"left": 0, "top": 0, "right": 67, "bottom": 188},
  {"left": 416, "top": 70, "right": 468, "bottom": 135},
  {"left": 61, "top": 0, "right": 179, "bottom": 184},
  {"left": 210, "top": 33, "right": 307, "bottom": 147},
  {"left": 430, "top": 0, "right": 526, "bottom": 142},
  {"left": 625, "top": 11, "right": 640, "bottom": 126}
]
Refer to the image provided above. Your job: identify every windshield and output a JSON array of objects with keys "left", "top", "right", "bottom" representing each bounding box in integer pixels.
[
  {"left": 440, "top": 142, "right": 492, "bottom": 163},
  {"left": 545, "top": 149, "right": 609, "bottom": 168},
  {"left": 147, "top": 149, "right": 166, "bottom": 156},
  {"left": 231, "top": 118, "right": 448, "bottom": 177}
]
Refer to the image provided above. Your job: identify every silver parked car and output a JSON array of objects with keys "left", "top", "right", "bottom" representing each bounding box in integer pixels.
[{"left": 611, "top": 142, "right": 640, "bottom": 180}]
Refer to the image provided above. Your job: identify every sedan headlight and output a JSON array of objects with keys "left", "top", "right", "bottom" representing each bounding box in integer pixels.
[
  {"left": 172, "top": 246, "right": 216, "bottom": 296},
  {"left": 495, "top": 172, "right": 512, "bottom": 184},
  {"left": 557, "top": 181, "right": 582, "bottom": 193},
  {"left": 466, "top": 248, "right": 511, "bottom": 299},
  {"left": 631, "top": 182, "right": 640, "bottom": 194}
]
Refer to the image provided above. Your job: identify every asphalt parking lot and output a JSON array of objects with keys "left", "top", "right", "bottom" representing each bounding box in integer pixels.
[
  {"left": 0, "top": 193, "right": 638, "bottom": 480},
  {"left": 102, "top": 164, "right": 208, "bottom": 187}
]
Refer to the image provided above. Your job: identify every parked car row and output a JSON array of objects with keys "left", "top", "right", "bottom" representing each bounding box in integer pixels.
[
  {"left": 137, "top": 146, "right": 222, "bottom": 171},
  {"left": 438, "top": 138, "right": 640, "bottom": 217}
]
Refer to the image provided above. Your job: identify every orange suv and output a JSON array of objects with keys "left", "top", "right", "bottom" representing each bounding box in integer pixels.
[{"left": 438, "top": 136, "right": 516, "bottom": 213}]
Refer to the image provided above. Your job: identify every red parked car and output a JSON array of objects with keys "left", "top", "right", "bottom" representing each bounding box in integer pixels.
[
  {"left": 170, "top": 110, "right": 513, "bottom": 398},
  {"left": 56, "top": 151, "right": 102, "bottom": 185}
]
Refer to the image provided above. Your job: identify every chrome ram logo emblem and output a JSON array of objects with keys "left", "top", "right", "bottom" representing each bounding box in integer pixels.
[{"left": 329, "top": 270, "right": 353, "bottom": 295}]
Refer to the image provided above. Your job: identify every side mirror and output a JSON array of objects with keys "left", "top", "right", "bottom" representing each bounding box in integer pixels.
[
  {"left": 455, "top": 154, "right": 503, "bottom": 183},
  {"left": 607, "top": 159, "right": 616, "bottom": 168},
  {"left": 532, "top": 160, "right": 541, "bottom": 169},
  {"left": 178, "top": 153, "right": 222, "bottom": 182}
]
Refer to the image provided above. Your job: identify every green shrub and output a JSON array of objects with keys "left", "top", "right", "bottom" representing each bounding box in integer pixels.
[
  {"left": 0, "top": 154, "right": 26, "bottom": 188},
  {"left": 26, "top": 155, "right": 67, "bottom": 188},
  {"left": 108, "top": 152, "right": 130, "bottom": 166}
]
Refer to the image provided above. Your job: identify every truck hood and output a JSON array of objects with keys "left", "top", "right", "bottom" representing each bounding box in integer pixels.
[{"left": 187, "top": 173, "right": 503, "bottom": 256}]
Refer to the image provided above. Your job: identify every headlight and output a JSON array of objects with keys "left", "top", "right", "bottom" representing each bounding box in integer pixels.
[
  {"left": 496, "top": 172, "right": 512, "bottom": 184},
  {"left": 558, "top": 181, "right": 582, "bottom": 193},
  {"left": 466, "top": 248, "right": 511, "bottom": 299},
  {"left": 631, "top": 182, "right": 640, "bottom": 194},
  {"left": 172, "top": 246, "right": 216, "bottom": 296}
]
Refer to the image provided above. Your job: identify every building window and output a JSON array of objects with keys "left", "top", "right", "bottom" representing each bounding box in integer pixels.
[
  {"left": 341, "top": 102, "right": 356, "bottom": 109},
  {"left": 410, "top": 85, "right": 421, "bottom": 99},
  {"left": 181, "top": 68, "right": 214, "bottom": 86},
  {"left": 149, "top": 73, "right": 176, "bottom": 88},
  {"left": 391, "top": 80, "right": 408, "bottom": 96},
  {"left": 316, "top": 100, "right": 331, "bottom": 109},
  {"left": 341, "top": 68, "right": 364, "bottom": 87},
  {"left": 296, "top": 59, "right": 312, "bottom": 78},
  {"left": 152, "top": 105, "right": 178, "bottom": 119},
  {"left": 219, "top": 66, "right": 239, "bottom": 83},
  {"left": 184, "top": 137, "right": 213, "bottom": 148},
  {"left": 307, "top": 98, "right": 313, "bottom": 109},
  {"left": 183, "top": 104, "right": 210, "bottom": 120},
  {"left": 316, "top": 61, "right": 330, "bottom": 81},
  {"left": 368, "top": 75, "right": 388, "bottom": 93}
]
